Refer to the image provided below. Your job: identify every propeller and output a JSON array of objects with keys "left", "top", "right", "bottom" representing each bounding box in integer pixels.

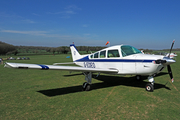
[
  {"left": 168, "top": 40, "right": 175, "bottom": 58},
  {"left": 167, "top": 40, "right": 175, "bottom": 83},
  {"left": 154, "top": 40, "right": 175, "bottom": 82},
  {"left": 167, "top": 65, "right": 174, "bottom": 82}
]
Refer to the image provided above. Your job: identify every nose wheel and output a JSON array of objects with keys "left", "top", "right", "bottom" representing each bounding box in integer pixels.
[
  {"left": 145, "top": 83, "right": 154, "bottom": 92},
  {"left": 145, "top": 76, "right": 155, "bottom": 92}
]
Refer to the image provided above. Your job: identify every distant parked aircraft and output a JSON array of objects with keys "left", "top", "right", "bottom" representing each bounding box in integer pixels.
[{"left": 165, "top": 53, "right": 177, "bottom": 59}]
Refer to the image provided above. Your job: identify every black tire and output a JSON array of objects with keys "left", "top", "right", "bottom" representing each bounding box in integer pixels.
[
  {"left": 82, "top": 82, "right": 91, "bottom": 91},
  {"left": 136, "top": 75, "right": 142, "bottom": 81},
  {"left": 145, "top": 83, "right": 154, "bottom": 92}
]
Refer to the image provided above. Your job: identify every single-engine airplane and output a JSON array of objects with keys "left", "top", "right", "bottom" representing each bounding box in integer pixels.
[{"left": 4, "top": 41, "right": 176, "bottom": 92}]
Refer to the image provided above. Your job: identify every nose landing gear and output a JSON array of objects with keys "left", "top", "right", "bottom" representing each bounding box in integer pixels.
[
  {"left": 145, "top": 83, "right": 154, "bottom": 92},
  {"left": 145, "top": 76, "right": 154, "bottom": 92}
]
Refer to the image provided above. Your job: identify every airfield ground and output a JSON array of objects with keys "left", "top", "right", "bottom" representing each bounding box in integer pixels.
[{"left": 0, "top": 53, "right": 180, "bottom": 119}]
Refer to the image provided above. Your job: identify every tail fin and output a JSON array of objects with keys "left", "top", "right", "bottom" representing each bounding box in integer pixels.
[{"left": 70, "top": 44, "right": 82, "bottom": 61}]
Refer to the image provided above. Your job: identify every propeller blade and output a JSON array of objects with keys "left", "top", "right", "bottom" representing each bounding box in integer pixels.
[
  {"left": 168, "top": 40, "right": 175, "bottom": 58},
  {"left": 167, "top": 65, "right": 174, "bottom": 82}
]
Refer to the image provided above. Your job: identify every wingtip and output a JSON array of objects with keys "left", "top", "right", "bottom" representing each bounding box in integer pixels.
[
  {"left": 4, "top": 62, "right": 19, "bottom": 68},
  {"left": 4, "top": 62, "right": 12, "bottom": 68}
]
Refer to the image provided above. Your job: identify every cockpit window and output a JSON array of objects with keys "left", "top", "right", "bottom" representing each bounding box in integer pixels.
[{"left": 121, "top": 45, "right": 142, "bottom": 57}]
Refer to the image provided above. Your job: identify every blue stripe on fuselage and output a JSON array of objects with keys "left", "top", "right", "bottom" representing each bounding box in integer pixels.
[
  {"left": 75, "top": 56, "right": 154, "bottom": 63},
  {"left": 38, "top": 64, "right": 49, "bottom": 70}
]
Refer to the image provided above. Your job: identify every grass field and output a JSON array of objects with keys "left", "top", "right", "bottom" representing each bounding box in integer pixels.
[{"left": 0, "top": 54, "right": 180, "bottom": 119}]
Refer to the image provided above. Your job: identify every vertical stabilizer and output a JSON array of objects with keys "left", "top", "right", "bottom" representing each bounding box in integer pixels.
[{"left": 70, "top": 44, "right": 82, "bottom": 61}]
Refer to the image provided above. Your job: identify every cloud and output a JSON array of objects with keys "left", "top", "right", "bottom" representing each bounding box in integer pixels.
[
  {"left": 65, "top": 5, "right": 81, "bottom": 10},
  {"left": 0, "top": 12, "right": 36, "bottom": 24},
  {"left": 47, "top": 5, "right": 81, "bottom": 18},
  {"left": 32, "top": 13, "right": 40, "bottom": 16},
  {"left": 1, "top": 30, "right": 47, "bottom": 36},
  {"left": 0, "top": 30, "right": 72, "bottom": 39},
  {"left": 0, "top": 29, "right": 105, "bottom": 46},
  {"left": 82, "top": 24, "right": 88, "bottom": 27},
  {"left": 0, "top": 12, "right": 23, "bottom": 18},
  {"left": 47, "top": 10, "right": 76, "bottom": 15},
  {"left": 21, "top": 19, "right": 36, "bottom": 23}
]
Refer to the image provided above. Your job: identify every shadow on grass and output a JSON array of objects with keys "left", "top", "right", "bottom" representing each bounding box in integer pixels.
[
  {"left": 37, "top": 72, "right": 170, "bottom": 97},
  {"left": 63, "top": 73, "right": 83, "bottom": 77}
]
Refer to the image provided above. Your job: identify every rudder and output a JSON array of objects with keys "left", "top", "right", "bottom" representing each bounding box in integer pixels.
[{"left": 70, "top": 44, "right": 82, "bottom": 61}]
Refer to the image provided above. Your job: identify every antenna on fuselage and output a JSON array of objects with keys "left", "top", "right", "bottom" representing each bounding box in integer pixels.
[{"left": 89, "top": 49, "right": 92, "bottom": 54}]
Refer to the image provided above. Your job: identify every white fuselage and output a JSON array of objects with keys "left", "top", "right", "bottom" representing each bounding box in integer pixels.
[{"left": 73, "top": 45, "right": 166, "bottom": 76}]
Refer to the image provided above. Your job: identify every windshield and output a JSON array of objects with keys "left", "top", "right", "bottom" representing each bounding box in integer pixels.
[{"left": 121, "top": 45, "right": 142, "bottom": 57}]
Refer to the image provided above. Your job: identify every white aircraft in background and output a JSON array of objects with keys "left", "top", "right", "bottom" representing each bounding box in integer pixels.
[
  {"left": 4, "top": 41, "right": 176, "bottom": 92},
  {"left": 165, "top": 53, "right": 177, "bottom": 59}
]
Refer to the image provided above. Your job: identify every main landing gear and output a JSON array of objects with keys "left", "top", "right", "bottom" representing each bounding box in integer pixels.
[
  {"left": 145, "top": 76, "right": 155, "bottom": 92},
  {"left": 136, "top": 75, "right": 142, "bottom": 81},
  {"left": 82, "top": 72, "right": 92, "bottom": 91},
  {"left": 82, "top": 73, "right": 155, "bottom": 92},
  {"left": 82, "top": 82, "right": 91, "bottom": 91}
]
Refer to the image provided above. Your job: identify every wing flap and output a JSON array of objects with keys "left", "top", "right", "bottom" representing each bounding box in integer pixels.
[
  {"left": 53, "top": 62, "right": 75, "bottom": 65},
  {"left": 4, "top": 62, "right": 118, "bottom": 73}
]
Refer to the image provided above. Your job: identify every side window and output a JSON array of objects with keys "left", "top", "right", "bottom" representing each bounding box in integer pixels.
[
  {"left": 90, "top": 54, "right": 93, "bottom": 59},
  {"left": 108, "top": 50, "right": 120, "bottom": 58},
  {"left": 100, "top": 51, "right": 106, "bottom": 58},
  {"left": 94, "top": 52, "right": 99, "bottom": 58}
]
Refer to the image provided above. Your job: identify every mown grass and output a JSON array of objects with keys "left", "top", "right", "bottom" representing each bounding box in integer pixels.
[{"left": 0, "top": 54, "right": 180, "bottom": 119}]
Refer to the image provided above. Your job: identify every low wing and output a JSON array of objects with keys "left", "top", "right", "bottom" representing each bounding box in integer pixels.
[{"left": 4, "top": 62, "right": 118, "bottom": 73}]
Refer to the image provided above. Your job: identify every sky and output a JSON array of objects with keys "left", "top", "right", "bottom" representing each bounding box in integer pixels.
[{"left": 0, "top": 0, "right": 180, "bottom": 49}]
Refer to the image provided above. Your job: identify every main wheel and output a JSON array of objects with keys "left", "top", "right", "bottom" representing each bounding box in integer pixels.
[
  {"left": 136, "top": 75, "right": 142, "bottom": 81},
  {"left": 145, "top": 83, "right": 154, "bottom": 92},
  {"left": 82, "top": 82, "right": 91, "bottom": 91}
]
